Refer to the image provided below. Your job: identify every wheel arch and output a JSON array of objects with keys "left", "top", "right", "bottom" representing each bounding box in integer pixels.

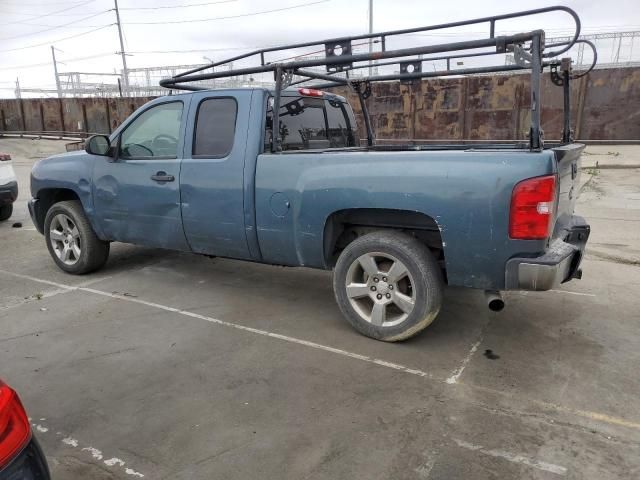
[
  {"left": 323, "top": 208, "right": 446, "bottom": 279},
  {"left": 43, "top": 197, "right": 110, "bottom": 274},
  {"left": 33, "top": 188, "right": 82, "bottom": 233}
]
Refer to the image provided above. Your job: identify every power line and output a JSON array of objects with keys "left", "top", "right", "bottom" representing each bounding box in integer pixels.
[
  {"left": 1, "top": 0, "right": 87, "bottom": 6},
  {"left": 0, "top": 24, "right": 114, "bottom": 52},
  {"left": 0, "top": 85, "right": 56, "bottom": 90},
  {"left": 0, "top": 10, "right": 111, "bottom": 41},
  {"left": 128, "top": 47, "right": 258, "bottom": 54},
  {"left": 0, "top": 10, "right": 105, "bottom": 18},
  {"left": 0, "top": 0, "right": 96, "bottom": 23},
  {"left": 0, "top": 52, "right": 116, "bottom": 71},
  {"left": 120, "top": 0, "right": 237, "bottom": 10},
  {"left": 3, "top": 23, "right": 108, "bottom": 28},
  {"left": 124, "top": 0, "right": 330, "bottom": 25}
]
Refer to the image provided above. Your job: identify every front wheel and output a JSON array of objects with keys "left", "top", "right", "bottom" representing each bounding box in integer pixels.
[
  {"left": 333, "top": 230, "right": 444, "bottom": 342},
  {"left": 44, "top": 200, "right": 110, "bottom": 274}
]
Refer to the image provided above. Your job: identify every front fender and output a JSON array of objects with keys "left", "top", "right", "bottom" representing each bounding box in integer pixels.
[{"left": 30, "top": 152, "right": 104, "bottom": 238}]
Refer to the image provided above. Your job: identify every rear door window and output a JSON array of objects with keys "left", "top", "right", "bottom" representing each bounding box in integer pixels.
[{"left": 193, "top": 97, "right": 238, "bottom": 157}]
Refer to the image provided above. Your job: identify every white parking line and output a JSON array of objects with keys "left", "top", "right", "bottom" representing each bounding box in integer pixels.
[
  {"left": 3, "top": 268, "right": 640, "bottom": 433},
  {"left": 0, "top": 270, "right": 111, "bottom": 290},
  {"left": 0, "top": 270, "right": 76, "bottom": 291},
  {"left": 0, "top": 287, "right": 72, "bottom": 312},
  {"left": 549, "top": 289, "right": 596, "bottom": 297},
  {"left": 0, "top": 273, "right": 113, "bottom": 312},
  {"left": 80, "top": 286, "right": 436, "bottom": 379},
  {"left": 0, "top": 269, "right": 435, "bottom": 379},
  {"left": 512, "top": 289, "right": 596, "bottom": 298},
  {"left": 454, "top": 438, "right": 567, "bottom": 475},
  {"left": 77, "top": 275, "right": 114, "bottom": 287},
  {"left": 30, "top": 420, "right": 146, "bottom": 477},
  {"left": 446, "top": 338, "right": 482, "bottom": 384},
  {"left": 414, "top": 457, "right": 436, "bottom": 478}
]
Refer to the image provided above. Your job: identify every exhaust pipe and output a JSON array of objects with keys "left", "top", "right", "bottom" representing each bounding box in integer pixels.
[{"left": 484, "top": 290, "right": 505, "bottom": 312}]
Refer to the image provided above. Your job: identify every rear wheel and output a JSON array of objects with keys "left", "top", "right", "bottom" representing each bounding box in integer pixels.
[
  {"left": 44, "top": 200, "right": 109, "bottom": 274},
  {"left": 0, "top": 204, "right": 12, "bottom": 221},
  {"left": 333, "top": 230, "right": 443, "bottom": 342}
]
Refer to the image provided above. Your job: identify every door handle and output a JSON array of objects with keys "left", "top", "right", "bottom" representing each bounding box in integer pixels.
[{"left": 150, "top": 171, "right": 175, "bottom": 183}]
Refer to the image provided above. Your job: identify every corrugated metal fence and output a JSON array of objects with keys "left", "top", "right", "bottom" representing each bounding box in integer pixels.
[{"left": 1, "top": 67, "right": 638, "bottom": 141}]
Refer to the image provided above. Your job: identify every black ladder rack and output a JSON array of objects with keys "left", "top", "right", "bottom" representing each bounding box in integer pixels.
[{"left": 159, "top": 6, "right": 596, "bottom": 152}]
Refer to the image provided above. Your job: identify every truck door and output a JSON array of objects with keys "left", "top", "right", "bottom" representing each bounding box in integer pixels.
[
  {"left": 93, "top": 99, "right": 190, "bottom": 250},
  {"left": 180, "top": 90, "right": 252, "bottom": 259}
]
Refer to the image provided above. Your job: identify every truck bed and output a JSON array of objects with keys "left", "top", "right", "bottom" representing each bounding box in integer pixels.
[
  {"left": 252, "top": 143, "right": 584, "bottom": 290},
  {"left": 276, "top": 142, "right": 575, "bottom": 154}
]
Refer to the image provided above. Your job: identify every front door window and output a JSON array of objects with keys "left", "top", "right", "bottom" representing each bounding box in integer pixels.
[{"left": 119, "top": 102, "right": 183, "bottom": 159}]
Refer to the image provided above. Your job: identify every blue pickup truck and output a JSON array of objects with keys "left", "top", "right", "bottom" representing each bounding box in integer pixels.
[{"left": 28, "top": 9, "right": 592, "bottom": 341}]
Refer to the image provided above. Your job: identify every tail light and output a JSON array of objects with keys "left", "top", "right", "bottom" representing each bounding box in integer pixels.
[
  {"left": 0, "top": 380, "right": 31, "bottom": 467},
  {"left": 0, "top": 153, "right": 11, "bottom": 162},
  {"left": 298, "top": 88, "right": 324, "bottom": 97},
  {"left": 509, "top": 174, "right": 557, "bottom": 240}
]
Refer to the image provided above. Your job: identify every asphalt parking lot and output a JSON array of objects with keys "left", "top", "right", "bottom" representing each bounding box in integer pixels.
[{"left": 1, "top": 138, "right": 639, "bottom": 479}]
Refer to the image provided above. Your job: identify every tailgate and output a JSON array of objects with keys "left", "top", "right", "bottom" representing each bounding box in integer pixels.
[
  {"left": 505, "top": 143, "right": 590, "bottom": 291},
  {"left": 551, "top": 143, "right": 585, "bottom": 238}
]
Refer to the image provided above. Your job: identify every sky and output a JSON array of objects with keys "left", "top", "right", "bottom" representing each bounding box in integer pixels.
[{"left": 1, "top": 0, "right": 639, "bottom": 97}]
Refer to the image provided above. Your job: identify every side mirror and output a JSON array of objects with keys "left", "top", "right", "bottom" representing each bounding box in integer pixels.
[{"left": 85, "top": 135, "right": 111, "bottom": 156}]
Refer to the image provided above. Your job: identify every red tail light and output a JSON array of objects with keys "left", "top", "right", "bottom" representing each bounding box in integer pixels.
[
  {"left": 0, "top": 153, "right": 11, "bottom": 162},
  {"left": 509, "top": 175, "right": 557, "bottom": 240},
  {"left": 0, "top": 380, "right": 31, "bottom": 467},
  {"left": 298, "top": 88, "right": 324, "bottom": 97}
]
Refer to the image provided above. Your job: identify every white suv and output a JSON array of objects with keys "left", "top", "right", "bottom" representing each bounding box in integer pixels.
[{"left": 0, "top": 153, "right": 17, "bottom": 221}]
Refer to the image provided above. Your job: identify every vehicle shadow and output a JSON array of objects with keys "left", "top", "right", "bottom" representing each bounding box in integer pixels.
[{"left": 97, "top": 245, "right": 491, "bottom": 376}]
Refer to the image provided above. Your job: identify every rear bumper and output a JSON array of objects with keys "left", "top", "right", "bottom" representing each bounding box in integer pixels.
[
  {"left": 505, "top": 216, "right": 590, "bottom": 291},
  {"left": 0, "top": 436, "right": 50, "bottom": 480},
  {"left": 0, "top": 180, "right": 18, "bottom": 205}
]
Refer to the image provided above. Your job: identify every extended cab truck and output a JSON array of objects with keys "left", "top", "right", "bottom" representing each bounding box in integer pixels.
[
  {"left": 28, "top": 87, "right": 590, "bottom": 341},
  {"left": 28, "top": 7, "right": 594, "bottom": 341}
]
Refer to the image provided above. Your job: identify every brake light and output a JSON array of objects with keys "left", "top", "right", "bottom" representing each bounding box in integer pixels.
[
  {"left": 0, "top": 153, "right": 11, "bottom": 162},
  {"left": 509, "top": 175, "right": 556, "bottom": 240},
  {"left": 298, "top": 88, "right": 324, "bottom": 97},
  {"left": 0, "top": 381, "right": 31, "bottom": 467}
]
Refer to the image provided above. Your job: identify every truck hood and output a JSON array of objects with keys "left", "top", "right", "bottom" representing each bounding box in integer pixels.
[
  {"left": 30, "top": 151, "right": 96, "bottom": 199},
  {"left": 37, "top": 149, "right": 86, "bottom": 163}
]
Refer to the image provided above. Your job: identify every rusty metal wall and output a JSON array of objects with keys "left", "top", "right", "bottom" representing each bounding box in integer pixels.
[
  {"left": 334, "top": 66, "right": 640, "bottom": 142},
  {"left": 0, "top": 96, "right": 153, "bottom": 137},
  {"left": 0, "top": 67, "right": 638, "bottom": 140}
]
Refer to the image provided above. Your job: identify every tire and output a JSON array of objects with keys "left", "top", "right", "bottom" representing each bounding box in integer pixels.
[
  {"left": 0, "top": 204, "right": 12, "bottom": 221},
  {"left": 333, "top": 230, "right": 443, "bottom": 342},
  {"left": 44, "top": 200, "right": 110, "bottom": 274}
]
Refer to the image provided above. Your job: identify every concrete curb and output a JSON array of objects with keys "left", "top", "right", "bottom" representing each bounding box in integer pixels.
[{"left": 581, "top": 164, "right": 640, "bottom": 170}]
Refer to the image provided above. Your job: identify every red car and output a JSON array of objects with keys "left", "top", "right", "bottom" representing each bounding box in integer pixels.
[{"left": 0, "top": 379, "right": 50, "bottom": 479}]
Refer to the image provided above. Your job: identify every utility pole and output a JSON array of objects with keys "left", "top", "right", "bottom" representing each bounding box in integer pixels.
[
  {"left": 114, "top": 0, "right": 129, "bottom": 93},
  {"left": 51, "top": 46, "right": 63, "bottom": 98},
  {"left": 368, "top": 0, "right": 374, "bottom": 76},
  {"left": 15, "top": 78, "right": 21, "bottom": 99}
]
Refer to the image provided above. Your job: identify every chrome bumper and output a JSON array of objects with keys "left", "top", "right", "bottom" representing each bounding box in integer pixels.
[{"left": 505, "top": 216, "right": 590, "bottom": 291}]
